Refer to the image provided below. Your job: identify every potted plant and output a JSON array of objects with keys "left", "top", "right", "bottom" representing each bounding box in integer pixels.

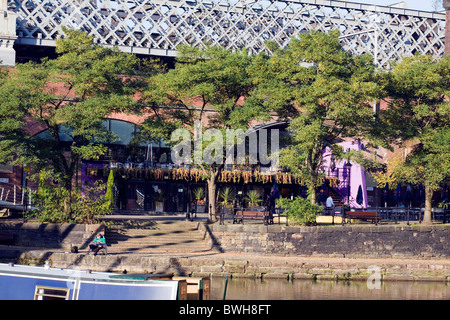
[
  {"left": 246, "top": 190, "right": 261, "bottom": 210},
  {"left": 219, "top": 187, "right": 235, "bottom": 214},
  {"left": 193, "top": 187, "right": 206, "bottom": 213}
]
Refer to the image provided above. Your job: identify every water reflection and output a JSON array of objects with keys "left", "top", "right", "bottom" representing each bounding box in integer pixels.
[{"left": 210, "top": 278, "right": 450, "bottom": 300}]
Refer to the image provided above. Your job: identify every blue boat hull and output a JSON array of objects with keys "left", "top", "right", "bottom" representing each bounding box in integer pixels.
[{"left": 0, "top": 263, "right": 180, "bottom": 300}]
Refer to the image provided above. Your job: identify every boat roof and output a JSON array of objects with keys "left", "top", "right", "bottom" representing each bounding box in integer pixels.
[{"left": 0, "top": 263, "right": 162, "bottom": 283}]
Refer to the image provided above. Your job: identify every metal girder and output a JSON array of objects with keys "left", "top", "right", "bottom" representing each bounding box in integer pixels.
[{"left": 8, "top": 0, "right": 446, "bottom": 68}]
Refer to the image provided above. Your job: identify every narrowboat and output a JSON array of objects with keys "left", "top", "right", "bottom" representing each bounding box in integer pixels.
[{"left": 0, "top": 262, "right": 210, "bottom": 300}]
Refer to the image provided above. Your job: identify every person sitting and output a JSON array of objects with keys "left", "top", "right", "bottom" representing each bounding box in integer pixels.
[{"left": 89, "top": 233, "right": 107, "bottom": 256}]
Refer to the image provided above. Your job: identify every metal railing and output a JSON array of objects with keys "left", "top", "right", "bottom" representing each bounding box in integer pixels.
[
  {"left": 0, "top": 182, "right": 35, "bottom": 210},
  {"left": 321, "top": 206, "right": 450, "bottom": 224},
  {"left": 376, "top": 207, "right": 450, "bottom": 224}
]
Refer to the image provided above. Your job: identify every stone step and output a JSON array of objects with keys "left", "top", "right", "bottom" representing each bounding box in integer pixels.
[
  {"left": 108, "top": 241, "right": 209, "bottom": 248},
  {"left": 105, "top": 237, "right": 206, "bottom": 244},
  {"left": 109, "top": 242, "right": 209, "bottom": 248},
  {"left": 107, "top": 229, "right": 200, "bottom": 236},
  {"left": 106, "top": 230, "right": 205, "bottom": 241},
  {"left": 108, "top": 238, "right": 208, "bottom": 245},
  {"left": 107, "top": 221, "right": 199, "bottom": 231},
  {"left": 107, "top": 244, "right": 211, "bottom": 253},
  {"left": 106, "top": 237, "right": 207, "bottom": 245},
  {"left": 106, "top": 239, "right": 207, "bottom": 247},
  {"left": 106, "top": 229, "right": 203, "bottom": 236},
  {"left": 106, "top": 247, "right": 210, "bottom": 253},
  {"left": 103, "top": 220, "right": 210, "bottom": 253}
]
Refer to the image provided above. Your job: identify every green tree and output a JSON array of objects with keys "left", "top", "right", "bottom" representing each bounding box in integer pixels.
[
  {"left": 380, "top": 54, "right": 450, "bottom": 224},
  {"left": 277, "top": 196, "right": 322, "bottom": 226},
  {"left": 30, "top": 169, "right": 112, "bottom": 223},
  {"left": 141, "top": 45, "right": 268, "bottom": 220},
  {"left": 105, "top": 169, "right": 115, "bottom": 208},
  {"left": 253, "top": 30, "right": 381, "bottom": 204},
  {"left": 0, "top": 28, "right": 138, "bottom": 218}
]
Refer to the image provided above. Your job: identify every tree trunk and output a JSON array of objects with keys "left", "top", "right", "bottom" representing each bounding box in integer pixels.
[
  {"left": 310, "top": 187, "right": 317, "bottom": 205},
  {"left": 61, "top": 177, "right": 73, "bottom": 219},
  {"left": 207, "top": 168, "right": 220, "bottom": 222},
  {"left": 308, "top": 170, "right": 319, "bottom": 205},
  {"left": 207, "top": 177, "right": 217, "bottom": 222},
  {"left": 422, "top": 184, "right": 433, "bottom": 225}
]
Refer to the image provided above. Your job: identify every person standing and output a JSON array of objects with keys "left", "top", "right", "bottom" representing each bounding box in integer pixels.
[{"left": 326, "top": 195, "right": 334, "bottom": 215}]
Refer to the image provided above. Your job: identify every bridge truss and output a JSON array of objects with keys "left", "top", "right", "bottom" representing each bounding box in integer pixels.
[{"left": 8, "top": 0, "right": 446, "bottom": 68}]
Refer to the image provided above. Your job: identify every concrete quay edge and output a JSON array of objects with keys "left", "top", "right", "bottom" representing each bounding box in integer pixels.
[{"left": 2, "top": 246, "right": 450, "bottom": 283}]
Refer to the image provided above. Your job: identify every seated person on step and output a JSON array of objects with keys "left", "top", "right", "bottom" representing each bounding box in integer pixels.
[{"left": 89, "top": 233, "right": 107, "bottom": 255}]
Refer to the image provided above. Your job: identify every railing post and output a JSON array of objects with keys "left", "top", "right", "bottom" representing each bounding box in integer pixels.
[{"left": 13, "top": 185, "right": 16, "bottom": 205}]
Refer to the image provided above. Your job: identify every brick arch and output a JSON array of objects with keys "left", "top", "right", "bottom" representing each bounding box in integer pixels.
[{"left": 107, "top": 112, "right": 147, "bottom": 126}]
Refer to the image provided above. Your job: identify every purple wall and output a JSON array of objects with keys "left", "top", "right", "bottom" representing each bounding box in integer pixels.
[
  {"left": 322, "top": 140, "right": 368, "bottom": 209},
  {"left": 81, "top": 162, "right": 108, "bottom": 187}
]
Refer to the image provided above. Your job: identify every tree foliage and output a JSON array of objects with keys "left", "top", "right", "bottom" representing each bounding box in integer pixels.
[
  {"left": 253, "top": 30, "right": 381, "bottom": 203},
  {"left": 140, "top": 44, "right": 269, "bottom": 220},
  {"left": 277, "top": 196, "right": 322, "bottom": 226},
  {"left": 29, "top": 169, "right": 112, "bottom": 223},
  {"left": 0, "top": 27, "right": 139, "bottom": 185},
  {"left": 0, "top": 28, "right": 138, "bottom": 192},
  {"left": 0, "top": 28, "right": 140, "bottom": 221},
  {"left": 379, "top": 54, "right": 450, "bottom": 224}
]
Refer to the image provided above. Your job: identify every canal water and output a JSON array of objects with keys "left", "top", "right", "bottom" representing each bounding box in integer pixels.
[{"left": 210, "top": 278, "right": 450, "bottom": 300}]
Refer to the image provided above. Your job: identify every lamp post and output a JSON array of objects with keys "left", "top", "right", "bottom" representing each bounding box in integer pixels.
[
  {"left": 186, "top": 166, "right": 192, "bottom": 221},
  {"left": 345, "top": 162, "right": 352, "bottom": 207}
]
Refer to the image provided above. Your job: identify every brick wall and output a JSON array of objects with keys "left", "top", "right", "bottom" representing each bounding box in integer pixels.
[
  {"left": 445, "top": 1, "right": 450, "bottom": 55},
  {"left": 446, "top": 9, "right": 450, "bottom": 55}
]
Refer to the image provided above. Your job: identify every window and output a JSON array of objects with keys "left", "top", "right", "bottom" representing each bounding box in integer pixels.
[
  {"left": 109, "top": 119, "right": 136, "bottom": 145},
  {"left": 34, "top": 286, "right": 70, "bottom": 300}
]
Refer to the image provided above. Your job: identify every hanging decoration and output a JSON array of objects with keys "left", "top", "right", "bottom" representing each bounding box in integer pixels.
[{"left": 85, "top": 165, "right": 341, "bottom": 186}]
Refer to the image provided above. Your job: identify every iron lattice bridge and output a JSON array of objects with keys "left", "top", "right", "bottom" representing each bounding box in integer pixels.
[{"left": 9, "top": 0, "right": 446, "bottom": 68}]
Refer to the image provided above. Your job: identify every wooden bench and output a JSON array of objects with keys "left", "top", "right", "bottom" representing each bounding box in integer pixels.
[
  {"left": 233, "top": 210, "right": 268, "bottom": 225},
  {"left": 344, "top": 211, "right": 381, "bottom": 225}
]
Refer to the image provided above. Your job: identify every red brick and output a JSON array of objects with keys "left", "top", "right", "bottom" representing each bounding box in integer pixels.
[{"left": 446, "top": 10, "right": 450, "bottom": 55}]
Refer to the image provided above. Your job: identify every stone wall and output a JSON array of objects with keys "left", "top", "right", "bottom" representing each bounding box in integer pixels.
[
  {"left": 45, "top": 251, "right": 450, "bottom": 282},
  {"left": 2, "top": 222, "right": 450, "bottom": 281},
  {"left": 0, "top": 222, "right": 105, "bottom": 250},
  {"left": 207, "top": 224, "right": 450, "bottom": 259}
]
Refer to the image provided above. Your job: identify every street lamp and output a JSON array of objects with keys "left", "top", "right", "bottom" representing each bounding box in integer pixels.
[{"left": 345, "top": 161, "right": 352, "bottom": 207}]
